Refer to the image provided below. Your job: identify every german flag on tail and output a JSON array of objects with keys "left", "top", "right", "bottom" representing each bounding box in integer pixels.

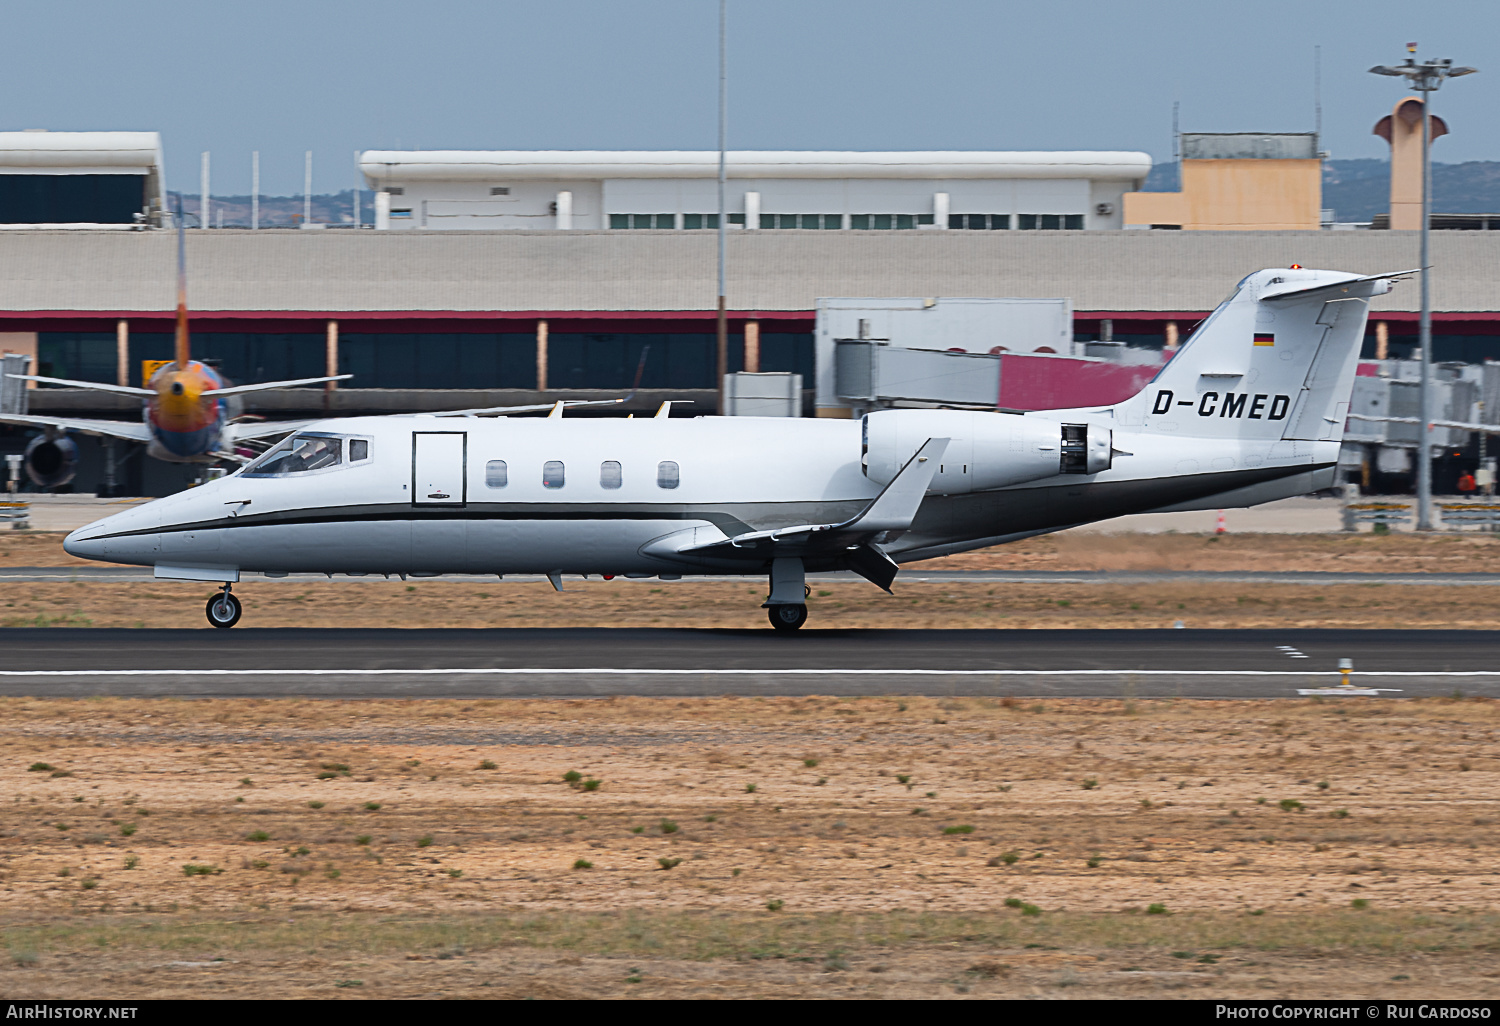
[{"left": 1253, "top": 333, "right": 1275, "bottom": 347}]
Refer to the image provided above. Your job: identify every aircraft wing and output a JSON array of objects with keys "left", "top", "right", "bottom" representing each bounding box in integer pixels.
[
  {"left": 6, "top": 374, "right": 156, "bottom": 397},
  {"left": 0, "top": 413, "right": 152, "bottom": 443},
  {"left": 668, "top": 437, "right": 950, "bottom": 591}
]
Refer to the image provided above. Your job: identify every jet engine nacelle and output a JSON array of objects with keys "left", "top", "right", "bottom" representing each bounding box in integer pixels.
[
  {"left": 862, "top": 409, "right": 1111, "bottom": 495},
  {"left": 24, "top": 432, "right": 78, "bottom": 490}
]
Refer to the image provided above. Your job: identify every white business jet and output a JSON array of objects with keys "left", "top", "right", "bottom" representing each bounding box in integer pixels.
[{"left": 63, "top": 266, "right": 1407, "bottom": 631}]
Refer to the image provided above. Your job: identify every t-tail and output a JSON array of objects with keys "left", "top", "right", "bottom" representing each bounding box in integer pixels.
[{"left": 1116, "top": 266, "right": 1415, "bottom": 441}]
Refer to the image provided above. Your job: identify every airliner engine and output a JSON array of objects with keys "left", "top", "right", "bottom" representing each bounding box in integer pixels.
[
  {"left": 24, "top": 431, "right": 79, "bottom": 489},
  {"left": 861, "top": 409, "right": 1111, "bottom": 495}
]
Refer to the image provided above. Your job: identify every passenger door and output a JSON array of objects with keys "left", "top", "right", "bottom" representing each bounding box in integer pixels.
[{"left": 412, "top": 432, "right": 467, "bottom": 507}]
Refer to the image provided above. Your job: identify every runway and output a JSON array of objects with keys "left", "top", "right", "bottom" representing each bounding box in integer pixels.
[{"left": 1, "top": 628, "right": 1497, "bottom": 699}]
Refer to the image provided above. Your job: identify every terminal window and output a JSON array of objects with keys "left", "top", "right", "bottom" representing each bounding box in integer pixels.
[
  {"left": 760, "top": 213, "right": 842, "bottom": 229},
  {"left": 1017, "top": 214, "right": 1085, "bottom": 230},
  {"left": 610, "top": 213, "right": 675, "bottom": 229},
  {"left": 683, "top": 214, "right": 746, "bottom": 228},
  {"left": 850, "top": 214, "right": 933, "bottom": 230},
  {"left": 949, "top": 214, "right": 1010, "bottom": 230}
]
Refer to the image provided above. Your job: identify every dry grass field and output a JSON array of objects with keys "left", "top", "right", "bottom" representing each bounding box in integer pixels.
[
  {"left": 0, "top": 694, "right": 1498, "bottom": 998},
  {"left": 2, "top": 530, "right": 1499, "bottom": 997}
]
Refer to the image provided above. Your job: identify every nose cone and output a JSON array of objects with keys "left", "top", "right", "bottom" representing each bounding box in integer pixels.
[
  {"left": 63, "top": 501, "right": 163, "bottom": 568},
  {"left": 63, "top": 520, "right": 110, "bottom": 561}
]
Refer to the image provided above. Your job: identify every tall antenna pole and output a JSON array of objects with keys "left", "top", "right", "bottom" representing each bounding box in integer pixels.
[
  {"left": 1314, "top": 45, "right": 1323, "bottom": 142},
  {"left": 1171, "top": 100, "right": 1180, "bottom": 189},
  {"left": 715, "top": 0, "right": 728, "bottom": 416},
  {"left": 251, "top": 151, "right": 260, "bottom": 230},
  {"left": 200, "top": 151, "right": 210, "bottom": 229},
  {"left": 304, "top": 150, "right": 313, "bottom": 226}
]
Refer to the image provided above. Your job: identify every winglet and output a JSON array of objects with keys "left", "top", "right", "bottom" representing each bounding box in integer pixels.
[
  {"left": 839, "top": 437, "right": 949, "bottom": 533},
  {"left": 547, "top": 401, "right": 566, "bottom": 419}
]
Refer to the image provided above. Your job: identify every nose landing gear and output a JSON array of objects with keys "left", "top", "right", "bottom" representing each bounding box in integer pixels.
[{"left": 206, "top": 584, "right": 242, "bottom": 629}]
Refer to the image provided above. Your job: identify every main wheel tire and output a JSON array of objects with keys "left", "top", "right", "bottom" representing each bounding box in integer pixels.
[
  {"left": 768, "top": 603, "right": 808, "bottom": 632},
  {"left": 205, "top": 592, "right": 242, "bottom": 629}
]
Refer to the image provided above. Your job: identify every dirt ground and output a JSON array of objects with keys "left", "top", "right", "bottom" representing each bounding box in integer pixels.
[
  {"left": 0, "top": 695, "right": 1497, "bottom": 998},
  {"left": 4, "top": 531, "right": 1500, "bottom": 630}
]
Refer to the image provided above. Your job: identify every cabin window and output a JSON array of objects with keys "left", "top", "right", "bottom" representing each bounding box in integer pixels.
[
  {"left": 600, "top": 461, "right": 622, "bottom": 489},
  {"left": 349, "top": 439, "right": 369, "bottom": 462},
  {"left": 243, "top": 435, "right": 342, "bottom": 476},
  {"left": 657, "top": 461, "right": 679, "bottom": 489},
  {"left": 485, "top": 460, "right": 508, "bottom": 488},
  {"left": 543, "top": 461, "right": 565, "bottom": 489}
]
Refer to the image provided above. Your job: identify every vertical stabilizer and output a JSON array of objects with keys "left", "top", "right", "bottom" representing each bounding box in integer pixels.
[
  {"left": 173, "top": 202, "right": 190, "bottom": 370},
  {"left": 1119, "top": 268, "right": 1405, "bottom": 442}
]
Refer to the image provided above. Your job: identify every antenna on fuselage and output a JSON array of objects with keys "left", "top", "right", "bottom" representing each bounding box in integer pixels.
[{"left": 173, "top": 197, "right": 190, "bottom": 371}]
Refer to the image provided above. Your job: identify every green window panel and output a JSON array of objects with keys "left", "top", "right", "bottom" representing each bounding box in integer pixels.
[
  {"left": 949, "top": 214, "right": 1011, "bottom": 230},
  {"left": 609, "top": 213, "right": 676, "bottom": 229},
  {"left": 849, "top": 214, "right": 919, "bottom": 230},
  {"left": 1017, "top": 214, "right": 1086, "bottom": 230}
]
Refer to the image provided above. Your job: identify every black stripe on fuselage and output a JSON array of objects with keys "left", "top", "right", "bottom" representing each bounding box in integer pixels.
[{"left": 84, "top": 505, "right": 786, "bottom": 542}]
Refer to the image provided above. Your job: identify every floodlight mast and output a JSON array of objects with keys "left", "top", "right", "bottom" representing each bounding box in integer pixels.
[{"left": 1368, "top": 46, "right": 1478, "bottom": 530}]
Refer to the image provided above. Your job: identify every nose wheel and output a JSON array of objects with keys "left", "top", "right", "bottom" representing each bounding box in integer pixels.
[{"left": 206, "top": 586, "right": 242, "bottom": 629}]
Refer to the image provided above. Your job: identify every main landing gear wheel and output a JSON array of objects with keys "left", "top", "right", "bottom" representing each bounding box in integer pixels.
[
  {"left": 768, "top": 603, "right": 808, "bottom": 632},
  {"left": 206, "top": 589, "right": 242, "bottom": 629}
]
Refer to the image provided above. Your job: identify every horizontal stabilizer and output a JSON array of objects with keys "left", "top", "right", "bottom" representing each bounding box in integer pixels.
[
  {"left": 211, "top": 374, "right": 352, "bottom": 396},
  {"left": 6, "top": 374, "right": 155, "bottom": 397},
  {"left": 0, "top": 413, "right": 151, "bottom": 442},
  {"left": 1259, "top": 269, "right": 1418, "bottom": 303}
]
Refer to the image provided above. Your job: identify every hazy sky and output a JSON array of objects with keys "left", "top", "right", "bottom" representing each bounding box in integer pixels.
[{"left": 3, "top": 0, "right": 1496, "bottom": 195}]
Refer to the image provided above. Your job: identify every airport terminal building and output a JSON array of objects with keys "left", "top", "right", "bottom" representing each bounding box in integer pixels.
[{"left": 2, "top": 142, "right": 1500, "bottom": 494}]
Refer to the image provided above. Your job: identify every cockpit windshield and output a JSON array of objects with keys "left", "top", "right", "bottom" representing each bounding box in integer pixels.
[{"left": 243, "top": 435, "right": 343, "bottom": 477}]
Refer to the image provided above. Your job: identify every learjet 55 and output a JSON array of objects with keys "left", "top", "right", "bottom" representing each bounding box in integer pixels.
[{"left": 64, "top": 266, "right": 1406, "bottom": 630}]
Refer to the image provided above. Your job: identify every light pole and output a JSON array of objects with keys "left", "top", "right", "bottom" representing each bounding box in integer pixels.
[
  {"left": 715, "top": 0, "right": 728, "bottom": 416},
  {"left": 1369, "top": 45, "right": 1477, "bottom": 529}
]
